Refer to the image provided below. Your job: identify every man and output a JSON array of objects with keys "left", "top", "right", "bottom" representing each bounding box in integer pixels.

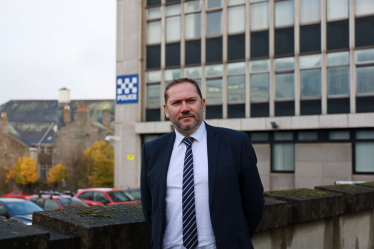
[{"left": 141, "top": 78, "right": 264, "bottom": 249}]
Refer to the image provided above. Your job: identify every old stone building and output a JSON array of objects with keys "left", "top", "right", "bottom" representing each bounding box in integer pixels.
[{"left": 0, "top": 88, "right": 115, "bottom": 193}]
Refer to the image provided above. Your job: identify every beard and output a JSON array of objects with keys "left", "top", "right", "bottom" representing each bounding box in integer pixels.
[{"left": 168, "top": 104, "right": 203, "bottom": 134}]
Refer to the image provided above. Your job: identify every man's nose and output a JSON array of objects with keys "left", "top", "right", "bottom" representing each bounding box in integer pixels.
[{"left": 181, "top": 101, "right": 190, "bottom": 112}]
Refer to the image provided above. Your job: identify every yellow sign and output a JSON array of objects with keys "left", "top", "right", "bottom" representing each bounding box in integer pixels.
[{"left": 127, "top": 154, "right": 134, "bottom": 161}]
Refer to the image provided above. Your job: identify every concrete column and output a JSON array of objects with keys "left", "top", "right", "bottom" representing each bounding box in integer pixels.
[
  {"left": 294, "top": 0, "right": 300, "bottom": 116},
  {"left": 349, "top": 0, "right": 356, "bottom": 114},
  {"left": 321, "top": 0, "right": 327, "bottom": 115},
  {"left": 269, "top": 0, "right": 275, "bottom": 117},
  {"left": 222, "top": 0, "right": 228, "bottom": 119},
  {"left": 115, "top": 0, "right": 143, "bottom": 189},
  {"left": 246, "top": 2, "right": 251, "bottom": 118}
]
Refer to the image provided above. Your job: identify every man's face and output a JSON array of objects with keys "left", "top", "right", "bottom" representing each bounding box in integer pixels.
[{"left": 163, "top": 82, "right": 205, "bottom": 135}]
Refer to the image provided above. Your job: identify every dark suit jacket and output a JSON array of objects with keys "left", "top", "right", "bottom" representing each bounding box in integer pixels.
[{"left": 141, "top": 122, "right": 264, "bottom": 249}]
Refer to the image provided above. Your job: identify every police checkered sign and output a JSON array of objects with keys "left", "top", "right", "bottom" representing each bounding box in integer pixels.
[{"left": 116, "top": 74, "right": 138, "bottom": 104}]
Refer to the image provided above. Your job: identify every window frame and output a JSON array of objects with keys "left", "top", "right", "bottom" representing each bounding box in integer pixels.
[
  {"left": 250, "top": 59, "right": 270, "bottom": 103},
  {"left": 355, "top": 49, "right": 374, "bottom": 97},
  {"left": 227, "top": 62, "right": 246, "bottom": 105},
  {"left": 299, "top": 0, "right": 321, "bottom": 25},
  {"left": 299, "top": 53, "right": 322, "bottom": 100},
  {"left": 165, "top": 4, "right": 181, "bottom": 43},
  {"left": 327, "top": 51, "right": 350, "bottom": 98},
  {"left": 227, "top": 4, "right": 246, "bottom": 35},
  {"left": 275, "top": 57, "right": 295, "bottom": 102},
  {"left": 250, "top": 1, "right": 270, "bottom": 32},
  {"left": 274, "top": 0, "right": 295, "bottom": 29}
]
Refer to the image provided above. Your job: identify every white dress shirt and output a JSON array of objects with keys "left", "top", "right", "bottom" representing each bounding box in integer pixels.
[{"left": 162, "top": 122, "right": 216, "bottom": 249}]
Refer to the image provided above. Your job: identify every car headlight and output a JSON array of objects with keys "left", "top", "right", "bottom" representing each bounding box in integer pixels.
[{"left": 23, "top": 221, "right": 32, "bottom": 226}]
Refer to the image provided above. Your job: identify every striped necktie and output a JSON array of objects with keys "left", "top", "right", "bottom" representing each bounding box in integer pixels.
[{"left": 182, "top": 136, "right": 198, "bottom": 249}]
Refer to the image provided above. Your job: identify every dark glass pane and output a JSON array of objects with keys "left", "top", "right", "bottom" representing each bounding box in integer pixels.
[
  {"left": 275, "top": 27, "right": 294, "bottom": 56},
  {"left": 185, "top": 40, "right": 201, "bottom": 65},
  {"left": 328, "top": 98, "right": 350, "bottom": 114},
  {"left": 206, "top": 37, "right": 223, "bottom": 63},
  {"left": 147, "top": 0, "right": 161, "bottom": 6},
  {"left": 300, "top": 24, "right": 321, "bottom": 53},
  {"left": 327, "top": 20, "right": 349, "bottom": 50},
  {"left": 251, "top": 103, "right": 269, "bottom": 117},
  {"left": 251, "top": 31, "right": 269, "bottom": 58},
  {"left": 206, "top": 105, "right": 222, "bottom": 119},
  {"left": 228, "top": 104, "right": 245, "bottom": 118},
  {"left": 147, "top": 45, "right": 161, "bottom": 69},
  {"left": 356, "top": 96, "right": 374, "bottom": 113},
  {"left": 355, "top": 16, "right": 374, "bottom": 47},
  {"left": 228, "top": 34, "right": 245, "bottom": 61},
  {"left": 165, "top": 42, "right": 180, "bottom": 67},
  {"left": 300, "top": 99, "right": 321, "bottom": 115},
  {"left": 275, "top": 101, "right": 295, "bottom": 116},
  {"left": 166, "top": 0, "right": 180, "bottom": 3},
  {"left": 146, "top": 109, "right": 160, "bottom": 121}
]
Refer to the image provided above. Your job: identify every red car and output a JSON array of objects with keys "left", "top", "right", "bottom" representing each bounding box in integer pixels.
[
  {"left": 25, "top": 191, "right": 90, "bottom": 210},
  {"left": 75, "top": 188, "right": 140, "bottom": 206},
  {"left": 4, "top": 191, "right": 31, "bottom": 199}
]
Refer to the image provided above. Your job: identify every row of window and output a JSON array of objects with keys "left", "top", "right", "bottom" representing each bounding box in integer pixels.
[
  {"left": 145, "top": 48, "right": 374, "bottom": 121},
  {"left": 40, "top": 164, "right": 52, "bottom": 179},
  {"left": 40, "top": 146, "right": 52, "bottom": 154},
  {"left": 142, "top": 129, "right": 374, "bottom": 174},
  {"left": 146, "top": 0, "right": 374, "bottom": 68}
]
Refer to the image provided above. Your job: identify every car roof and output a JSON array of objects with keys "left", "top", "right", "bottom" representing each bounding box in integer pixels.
[
  {"left": 77, "top": 188, "right": 123, "bottom": 192},
  {"left": 28, "top": 195, "right": 74, "bottom": 199},
  {"left": 0, "top": 198, "right": 29, "bottom": 202}
]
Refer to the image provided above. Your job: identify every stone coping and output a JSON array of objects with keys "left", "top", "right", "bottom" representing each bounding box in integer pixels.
[
  {"left": 0, "top": 217, "right": 49, "bottom": 249},
  {"left": 315, "top": 184, "right": 374, "bottom": 213},
  {"left": 33, "top": 203, "right": 151, "bottom": 249},
  {"left": 357, "top": 181, "right": 374, "bottom": 188},
  {"left": 264, "top": 188, "right": 343, "bottom": 223},
  {"left": 256, "top": 198, "right": 288, "bottom": 232}
]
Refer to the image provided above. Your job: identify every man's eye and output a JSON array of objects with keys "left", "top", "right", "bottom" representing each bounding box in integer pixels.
[
  {"left": 188, "top": 100, "right": 195, "bottom": 103},
  {"left": 172, "top": 102, "right": 180, "bottom": 105}
]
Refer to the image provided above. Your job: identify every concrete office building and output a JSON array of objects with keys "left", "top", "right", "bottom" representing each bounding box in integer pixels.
[{"left": 115, "top": 0, "right": 374, "bottom": 190}]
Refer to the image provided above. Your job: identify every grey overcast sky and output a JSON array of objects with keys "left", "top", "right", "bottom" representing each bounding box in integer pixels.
[{"left": 0, "top": 0, "right": 116, "bottom": 105}]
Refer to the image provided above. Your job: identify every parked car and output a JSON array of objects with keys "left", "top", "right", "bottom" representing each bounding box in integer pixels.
[
  {"left": 125, "top": 189, "right": 141, "bottom": 200},
  {"left": 75, "top": 188, "right": 140, "bottom": 206},
  {"left": 0, "top": 198, "right": 43, "bottom": 225},
  {"left": 4, "top": 191, "right": 31, "bottom": 199},
  {"left": 26, "top": 191, "right": 90, "bottom": 210}
]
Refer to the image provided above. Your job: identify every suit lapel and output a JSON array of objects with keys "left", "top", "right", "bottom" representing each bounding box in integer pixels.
[
  {"left": 205, "top": 122, "right": 219, "bottom": 207},
  {"left": 159, "top": 132, "right": 176, "bottom": 213}
]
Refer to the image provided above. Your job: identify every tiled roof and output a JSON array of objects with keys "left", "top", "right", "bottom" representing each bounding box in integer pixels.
[{"left": 8, "top": 123, "right": 55, "bottom": 146}]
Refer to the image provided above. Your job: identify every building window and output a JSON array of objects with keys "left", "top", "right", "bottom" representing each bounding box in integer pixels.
[
  {"left": 327, "top": 51, "right": 350, "bottom": 114},
  {"left": 355, "top": 0, "right": 374, "bottom": 16},
  {"left": 272, "top": 132, "right": 295, "bottom": 172},
  {"left": 356, "top": 49, "right": 374, "bottom": 113},
  {"left": 327, "top": 0, "right": 349, "bottom": 21},
  {"left": 327, "top": 0, "right": 349, "bottom": 50},
  {"left": 251, "top": 1, "right": 269, "bottom": 31},
  {"left": 300, "top": 0, "right": 320, "bottom": 24},
  {"left": 228, "top": 3, "right": 245, "bottom": 61},
  {"left": 329, "top": 130, "right": 350, "bottom": 140},
  {"left": 227, "top": 62, "right": 246, "bottom": 118},
  {"left": 185, "top": 0, "right": 202, "bottom": 65},
  {"left": 146, "top": 71, "right": 161, "bottom": 121},
  {"left": 147, "top": 19, "right": 161, "bottom": 45},
  {"left": 206, "top": 11, "right": 222, "bottom": 36},
  {"left": 185, "top": 13, "right": 201, "bottom": 39},
  {"left": 250, "top": 59, "right": 269, "bottom": 117},
  {"left": 300, "top": 0, "right": 321, "bottom": 53},
  {"left": 206, "top": 0, "right": 222, "bottom": 9},
  {"left": 275, "top": 57, "right": 295, "bottom": 116},
  {"left": 251, "top": 1, "right": 269, "bottom": 58},
  {"left": 40, "top": 164, "right": 46, "bottom": 179},
  {"left": 40, "top": 146, "right": 45, "bottom": 154},
  {"left": 147, "top": 0, "right": 161, "bottom": 7},
  {"left": 165, "top": 4, "right": 181, "bottom": 67},
  {"left": 355, "top": 0, "right": 374, "bottom": 48},
  {"left": 147, "top": 7, "right": 161, "bottom": 69},
  {"left": 206, "top": 2, "right": 223, "bottom": 63},
  {"left": 206, "top": 64, "right": 223, "bottom": 119},
  {"left": 355, "top": 130, "right": 374, "bottom": 173},
  {"left": 298, "top": 131, "right": 318, "bottom": 141},
  {"left": 46, "top": 147, "right": 52, "bottom": 154},
  {"left": 300, "top": 54, "right": 322, "bottom": 115},
  {"left": 275, "top": 0, "right": 294, "bottom": 28},
  {"left": 185, "top": 67, "right": 202, "bottom": 87},
  {"left": 250, "top": 132, "right": 269, "bottom": 142},
  {"left": 228, "top": 5, "right": 245, "bottom": 34},
  {"left": 165, "top": 69, "right": 181, "bottom": 86}
]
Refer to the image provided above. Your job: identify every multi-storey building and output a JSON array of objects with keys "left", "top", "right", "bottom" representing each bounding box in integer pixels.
[{"left": 115, "top": 0, "right": 374, "bottom": 190}]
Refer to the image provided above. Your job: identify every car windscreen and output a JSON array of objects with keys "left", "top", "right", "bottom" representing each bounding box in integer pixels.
[
  {"left": 107, "top": 191, "right": 135, "bottom": 202},
  {"left": 4, "top": 201, "right": 43, "bottom": 215},
  {"left": 57, "top": 198, "right": 89, "bottom": 208},
  {"left": 128, "top": 190, "right": 141, "bottom": 200}
]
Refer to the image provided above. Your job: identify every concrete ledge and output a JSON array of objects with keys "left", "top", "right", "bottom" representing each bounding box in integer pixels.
[
  {"left": 0, "top": 217, "right": 49, "bottom": 249},
  {"left": 315, "top": 185, "right": 374, "bottom": 213},
  {"left": 33, "top": 203, "right": 151, "bottom": 249},
  {"left": 357, "top": 181, "right": 374, "bottom": 189},
  {"left": 34, "top": 225, "right": 80, "bottom": 249},
  {"left": 256, "top": 198, "right": 288, "bottom": 232},
  {"left": 264, "top": 188, "right": 343, "bottom": 223}
]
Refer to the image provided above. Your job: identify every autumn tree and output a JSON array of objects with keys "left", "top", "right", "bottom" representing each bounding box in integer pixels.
[
  {"left": 81, "top": 141, "right": 114, "bottom": 188},
  {"left": 15, "top": 157, "right": 38, "bottom": 193},
  {"left": 47, "top": 164, "right": 68, "bottom": 189}
]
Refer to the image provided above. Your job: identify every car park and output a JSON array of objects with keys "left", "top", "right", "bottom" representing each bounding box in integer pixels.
[
  {"left": 26, "top": 191, "right": 90, "bottom": 210},
  {"left": 0, "top": 198, "right": 43, "bottom": 225},
  {"left": 124, "top": 189, "right": 141, "bottom": 200},
  {"left": 75, "top": 188, "right": 140, "bottom": 206},
  {"left": 4, "top": 191, "right": 31, "bottom": 199}
]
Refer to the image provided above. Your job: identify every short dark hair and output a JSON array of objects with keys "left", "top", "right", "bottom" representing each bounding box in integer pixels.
[{"left": 164, "top": 78, "right": 202, "bottom": 104}]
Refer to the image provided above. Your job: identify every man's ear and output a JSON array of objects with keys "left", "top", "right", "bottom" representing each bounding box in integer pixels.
[
  {"left": 163, "top": 104, "right": 169, "bottom": 118},
  {"left": 202, "top": 98, "right": 206, "bottom": 112}
]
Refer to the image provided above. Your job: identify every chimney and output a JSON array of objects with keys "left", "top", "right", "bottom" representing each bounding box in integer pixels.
[
  {"left": 58, "top": 88, "right": 70, "bottom": 108},
  {"left": 102, "top": 105, "right": 111, "bottom": 127},
  {"left": 0, "top": 112, "right": 8, "bottom": 136},
  {"left": 63, "top": 105, "right": 71, "bottom": 124},
  {"left": 74, "top": 106, "right": 90, "bottom": 142}
]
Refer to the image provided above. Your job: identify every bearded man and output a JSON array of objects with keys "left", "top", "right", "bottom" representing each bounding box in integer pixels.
[{"left": 141, "top": 78, "right": 264, "bottom": 249}]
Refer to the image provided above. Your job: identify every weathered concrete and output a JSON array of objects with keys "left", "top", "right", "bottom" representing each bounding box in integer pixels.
[
  {"left": 257, "top": 198, "right": 288, "bottom": 232},
  {"left": 0, "top": 217, "right": 49, "bottom": 249},
  {"left": 33, "top": 203, "right": 151, "bottom": 249}
]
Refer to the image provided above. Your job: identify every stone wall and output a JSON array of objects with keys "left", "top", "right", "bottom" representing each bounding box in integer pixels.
[{"left": 2, "top": 183, "right": 374, "bottom": 248}]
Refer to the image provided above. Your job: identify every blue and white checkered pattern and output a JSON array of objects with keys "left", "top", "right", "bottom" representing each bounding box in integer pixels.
[{"left": 116, "top": 74, "right": 139, "bottom": 104}]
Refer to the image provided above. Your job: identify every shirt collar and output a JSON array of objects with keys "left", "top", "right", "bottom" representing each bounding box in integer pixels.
[{"left": 175, "top": 122, "right": 206, "bottom": 146}]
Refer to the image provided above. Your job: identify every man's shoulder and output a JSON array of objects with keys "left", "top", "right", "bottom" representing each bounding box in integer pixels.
[{"left": 143, "top": 131, "right": 174, "bottom": 150}]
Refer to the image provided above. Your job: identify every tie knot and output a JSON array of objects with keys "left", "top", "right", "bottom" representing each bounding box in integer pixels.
[{"left": 182, "top": 136, "right": 194, "bottom": 147}]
